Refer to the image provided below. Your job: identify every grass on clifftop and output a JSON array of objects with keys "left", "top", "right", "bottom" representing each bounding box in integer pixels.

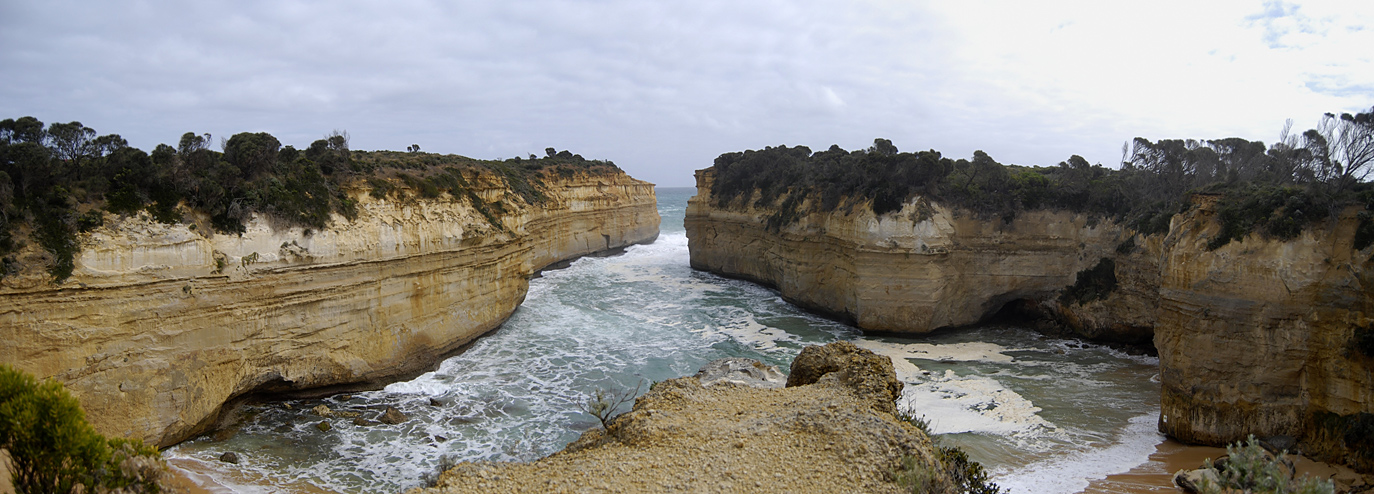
[{"left": 0, "top": 117, "right": 623, "bottom": 283}]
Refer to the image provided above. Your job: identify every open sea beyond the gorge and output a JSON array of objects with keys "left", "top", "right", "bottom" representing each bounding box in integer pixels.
[{"left": 165, "top": 187, "right": 1163, "bottom": 493}]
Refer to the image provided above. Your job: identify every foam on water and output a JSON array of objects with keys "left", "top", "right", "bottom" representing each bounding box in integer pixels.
[
  {"left": 992, "top": 412, "right": 1166, "bottom": 494},
  {"left": 165, "top": 188, "right": 1165, "bottom": 493}
]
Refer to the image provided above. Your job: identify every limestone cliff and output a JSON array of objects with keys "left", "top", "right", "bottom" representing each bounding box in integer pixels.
[
  {"left": 1155, "top": 196, "right": 1374, "bottom": 472},
  {"left": 0, "top": 169, "right": 658, "bottom": 448},
  {"left": 686, "top": 165, "right": 1374, "bottom": 472},
  {"left": 685, "top": 167, "right": 1131, "bottom": 334}
]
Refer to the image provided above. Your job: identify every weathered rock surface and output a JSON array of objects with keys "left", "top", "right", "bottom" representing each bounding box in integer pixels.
[
  {"left": 693, "top": 357, "right": 785, "bottom": 388},
  {"left": 409, "top": 342, "right": 951, "bottom": 494},
  {"left": 0, "top": 170, "right": 658, "bottom": 447},
  {"left": 1156, "top": 197, "right": 1374, "bottom": 472},
  {"left": 685, "top": 168, "right": 1130, "bottom": 334},
  {"left": 685, "top": 168, "right": 1374, "bottom": 473}
]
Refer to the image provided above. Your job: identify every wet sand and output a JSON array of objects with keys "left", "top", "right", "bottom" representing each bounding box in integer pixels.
[{"left": 1082, "top": 438, "right": 1366, "bottom": 494}]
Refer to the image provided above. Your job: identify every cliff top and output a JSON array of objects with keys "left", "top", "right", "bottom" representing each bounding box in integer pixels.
[
  {"left": 703, "top": 108, "right": 1374, "bottom": 243},
  {"left": 0, "top": 116, "right": 638, "bottom": 284}
]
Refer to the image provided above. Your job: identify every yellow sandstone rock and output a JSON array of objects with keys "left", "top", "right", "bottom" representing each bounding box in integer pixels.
[{"left": 0, "top": 169, "right": 659, "bottom": 447}]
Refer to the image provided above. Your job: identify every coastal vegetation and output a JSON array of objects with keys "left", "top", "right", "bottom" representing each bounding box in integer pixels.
[
  {"left": 709, "top": 108, "right": 1374, "bottom": 244},
  {"left": 0, "top": 117, "right": 619, "bottom": 283},
  {"left": 0, "top": 365, "right": 171, "bottom": 493}
]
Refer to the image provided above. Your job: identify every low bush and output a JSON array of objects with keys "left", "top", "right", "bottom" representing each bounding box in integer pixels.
[
  {"left": 0, "top": 365, "right": 172, "bottom": 494},
  {"left": 1196, "top": 435, "right": 1333, "bottom": 494}
]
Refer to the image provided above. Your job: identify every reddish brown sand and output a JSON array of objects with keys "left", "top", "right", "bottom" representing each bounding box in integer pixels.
[{"left": 1083, "top": 439, "right": 1366, "bottom": 494}]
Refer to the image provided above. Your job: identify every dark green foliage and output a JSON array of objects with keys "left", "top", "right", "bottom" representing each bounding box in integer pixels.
[
  {"left": 1061, "top": 258, "right": 1117, "bottom": 305},
  {"left": 223, "top": 132, "right": 281, "bottom": 179},
  {"left": 0, "top": 116, "right": 625, "bottom": 283},
  {"left": 1206, "top": 186, "right": 1321, "bottom": 250},
  {"left": 710, "top": 110, "right": 1373, "bottom": 241},
  {"left": 0, "top": 365, "right": 168, "bottom": 494},
  {"left": 937, "top": 445, "right": 1002, "bottom": 494},
  {"left": 894, "top": 411, "right": 1003, "bottom": 494},
  {"left": 76, "top": 210, "right": 103, "bottom": 232}
]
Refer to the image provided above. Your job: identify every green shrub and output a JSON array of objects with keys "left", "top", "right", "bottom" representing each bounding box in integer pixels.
[
  {"left": 0, "top": 365, "right": 170, "bottom": 493},
  {"left": 894, "top": 411, "right": 1003, "bottom": 494},
  {"left": 1197, "top": 435, "right": 1333, "bottom": 494}
]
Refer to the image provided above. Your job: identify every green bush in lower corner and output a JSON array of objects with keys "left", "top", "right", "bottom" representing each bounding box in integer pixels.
[
  {"left": 0, "top": 364, "right": 171, "bottom": 494},
  {"left": 894, "top": 412, "right": 1004, "bottom": 494},
  {"left": 1197, "top": 435, "right": 1333, "bottom": 494}
]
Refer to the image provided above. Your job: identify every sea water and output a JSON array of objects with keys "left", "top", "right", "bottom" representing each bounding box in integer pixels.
[{"left": 166, "top": 187, "right": 1163, "bottom": 494}]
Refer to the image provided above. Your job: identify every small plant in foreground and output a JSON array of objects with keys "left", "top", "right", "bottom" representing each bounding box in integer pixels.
[
  {"left": 1195, "top": 435, "right": 1333, "bottom": 494},
  {"left": 895, "top": 409, "right": 1003, "bottom": 494},
  {"left": 576, "top": 380, "right": 645, "bottom": 430},
  {"left": 422, "top": 455, "right": 458, "bottom": 488},
  {"left": 0, "top": 364, "right": 171, "bottom": 494}
]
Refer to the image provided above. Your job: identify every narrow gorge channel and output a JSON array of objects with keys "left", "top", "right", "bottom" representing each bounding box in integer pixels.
[{"left": 163, "top": 187, "right": 1165, "bottom": 493}]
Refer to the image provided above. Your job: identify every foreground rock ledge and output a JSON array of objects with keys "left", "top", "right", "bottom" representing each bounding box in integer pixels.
[{"left": 411, "top": 342, "right": 948, "bottom": 494}]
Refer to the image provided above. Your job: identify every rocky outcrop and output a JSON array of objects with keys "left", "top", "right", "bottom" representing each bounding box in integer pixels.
[
  {"left": 410, "top": 343, "right": 951, "bottom": 494},
  {"left": 685, "top": 167, "right": 1132, "bottom": 334},
  {"left": 1041, "top": 234, "right": 1163, "bottom": 345},
  {"left": 1156, "top": 196, "right": 1374, "bottom": 472},
  {"left": 0, "top": 169, "right": 658, "bottom": 447}
]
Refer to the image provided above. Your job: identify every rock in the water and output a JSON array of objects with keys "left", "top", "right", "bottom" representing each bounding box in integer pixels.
[
  {"left": 694, "top": 358, "right": 784, "bottom": 388},
  {"left": 316, "top": 421, "right": 332, "bottom": 432},
  {"left": 379, "top": 406, "right": 408, "bottom": 425},
  {"left": 336, "top": 394, "right": 352, "bottom": 401},
  {"left": 311, "top": 404, "right": 333, "bottom": 417},
  {"left": 786, "top": 341, "right": 903, "bottom": 415},
  {"left": 352, "top": 417, "right": 374, "bottom": 427},
  {"left": 1174, "top": 468, "right": 1220, "bottom": 493},
  {"left": 219, "top": 451, "right": 239, "bottom": 464},
  {"left": 429, "top": 397, "right": 443, "bottom": 407}
]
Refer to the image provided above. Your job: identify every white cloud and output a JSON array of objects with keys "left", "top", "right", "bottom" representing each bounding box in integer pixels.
[{"left": 0, "top": 0, "right": 1369, "bottom": 185}]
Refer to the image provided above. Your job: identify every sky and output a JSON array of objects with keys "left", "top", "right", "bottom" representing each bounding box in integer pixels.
[{"left": 1, "top": 1, "right": 1370, "bottom": 187}]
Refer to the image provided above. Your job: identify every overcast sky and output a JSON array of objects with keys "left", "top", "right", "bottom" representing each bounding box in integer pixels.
[{"left": 1, "top": 1, "right": 1370, "bottom": 186}]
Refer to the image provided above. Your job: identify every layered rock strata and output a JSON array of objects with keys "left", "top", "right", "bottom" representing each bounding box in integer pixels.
[
  {"left": 411, "top": 342, "right": 951, "bottom": 494},
  {"left": 686, "top": 165, "right": 1374, "bottom": 472},
  {"left": 1155, "top": 197, "right": 1374, "bottom": 472},
  {"left": 0, "top": 170, "right": 658, "bottom": 447},
  {"left": 685, "top": 167, "right": 1131, "bottom": 334}
]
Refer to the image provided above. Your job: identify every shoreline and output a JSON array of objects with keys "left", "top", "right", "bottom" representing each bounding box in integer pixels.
[{"left": 1081, "top": 438, "right": 1367, "bottom": 493}]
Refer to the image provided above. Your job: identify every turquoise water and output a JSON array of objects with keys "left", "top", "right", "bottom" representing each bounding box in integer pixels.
[{"left": 166, "top": 187, "right": 1162, "bottom": 494}]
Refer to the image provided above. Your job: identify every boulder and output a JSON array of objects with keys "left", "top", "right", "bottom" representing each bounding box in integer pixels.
[
  {"left": 352, "top": 417, "right": 375, "bottom": 427},
  {"left": 315, "top": 421, "right": 332, "bottom": 432},
  {"left": 219, "top": 451, "right": 239, "bottom": 464},
  {"left": 311, "top": 404, "right": 333, "bottom": 417},
  {"left": 786, "top": 341, "right": 903, "bottom": 415},
  {"left": 1173, "top": 468, "right": 1220, "bottom": 493},
  {"left": 694, "top": 358, "right": 785, "bottom": 388},
  {"left": 380, "top": 406, "right": 408, "bottom": 425}
]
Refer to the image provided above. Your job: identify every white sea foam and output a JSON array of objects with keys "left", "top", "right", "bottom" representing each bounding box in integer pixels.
[
  {"left": 992, "top": 412, "right": 1165, "bottom": 494},
  {"left": 899, "top": 369, "right": 1059, "bottom": 440}
]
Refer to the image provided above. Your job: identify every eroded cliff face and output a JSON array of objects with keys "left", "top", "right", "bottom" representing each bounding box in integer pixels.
[
  {"left": 686, "top": 166, "right": 1374, "bottom": 472},
  {"left": 0, "top": 170, "right": 658, "bottom": 447},
  {"left": 685, "top": 168, "right": 1130, "bottom": 333},
  {"left": 1156, "top": 197, "right": 1374, "bottom": 471}
]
